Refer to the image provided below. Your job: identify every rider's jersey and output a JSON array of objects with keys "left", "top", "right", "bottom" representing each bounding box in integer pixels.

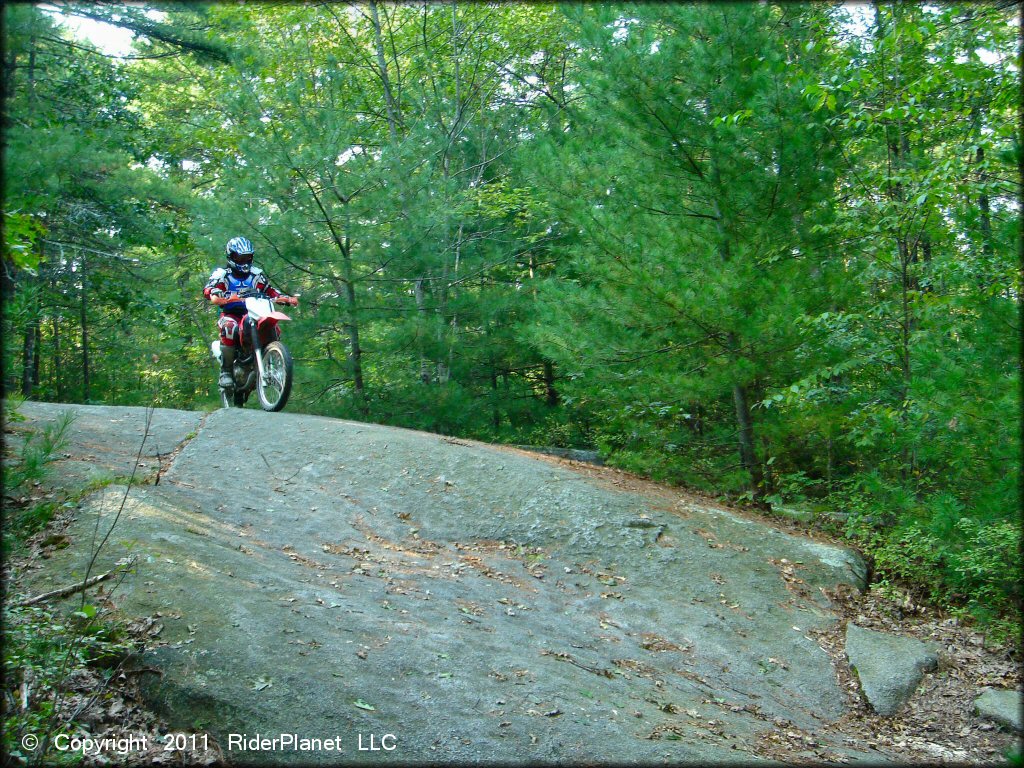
[{"left": 203, "top": 266, "right": 281, "bottom": 315}]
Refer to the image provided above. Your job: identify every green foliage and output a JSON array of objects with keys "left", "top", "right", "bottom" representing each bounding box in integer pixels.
[
  {"left": 948, "top": 518, "right": 1021, "bottom": 621},
  {"left": 835, "top": 475, "right": 1021, "bottom": 637},
  {"left": 2, "top": 603, "right": 133, "bottom": 766},
  {"left": 2, "top": 410, "right": 75, "bottom": 499},
  {"left": 3, "top": 212, "right": 46, "bottom": 271}
]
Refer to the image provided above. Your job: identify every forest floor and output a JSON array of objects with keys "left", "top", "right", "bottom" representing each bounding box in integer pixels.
[{"left": 5, "top": 403, "right": 1021, "bottom": 766}]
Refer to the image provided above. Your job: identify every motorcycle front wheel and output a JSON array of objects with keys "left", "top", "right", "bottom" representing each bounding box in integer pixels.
[{"left": 257, "top": 341, "right": 293, "bottom": 412}]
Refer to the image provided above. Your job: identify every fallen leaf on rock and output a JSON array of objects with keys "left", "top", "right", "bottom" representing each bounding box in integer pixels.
[
  {"left": 253, "top": 677, "right": 272, "bottom": 691},
  {"left": 353, "top": 699, "right": 376, "bottom": 711}
]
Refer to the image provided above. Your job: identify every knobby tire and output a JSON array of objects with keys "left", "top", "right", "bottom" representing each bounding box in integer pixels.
[{"left": 257, "top": 341, "right": 292, "bottom": 412}]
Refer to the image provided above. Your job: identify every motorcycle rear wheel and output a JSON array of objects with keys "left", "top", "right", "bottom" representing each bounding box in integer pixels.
[{"left": 257, "top": 341, "right": 292, "bottom": 412}]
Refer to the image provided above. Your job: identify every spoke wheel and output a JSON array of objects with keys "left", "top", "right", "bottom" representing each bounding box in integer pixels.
[{"left": 257, "top": 341, "right": 293, "bottom": 412}]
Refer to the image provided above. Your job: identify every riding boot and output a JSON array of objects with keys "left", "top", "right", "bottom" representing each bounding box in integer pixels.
[{"left": 219, "top": 345, "right": 235, "bottom": 389}]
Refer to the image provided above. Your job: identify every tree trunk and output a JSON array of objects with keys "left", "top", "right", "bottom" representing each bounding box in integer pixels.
[
  {"left": 21, "top": 323, "right": 36, "bottom": 397},
  {"left": 875, "top": 1, "right": 917, "bottom": 479},
  {"left": 293, "top": 158, "right": 367, "bottom": 413},
  {"left": 3, "top": 44, "right": 16, "bottom": 102},
  {"left": 687, "top": 403, "right": 705, "bottom": 436},
  {"left": 976, "top": 146, "right": 994, "bottom": 258},
  {"left": 53, "top": 316, "right": 64, "bottom": 401},
  {"left": 335, "top": 234, "right": 366, "bottom": 413},
  {"left": 732, "top": 382, "right": 764, "bottom": 504},
  {"left": 921, "top": 234, "right": 932, "bottom": 293},
  {"left": 709, "top": 141, "right": 761, "bottom": 502},
  {"left": 414, "top": 278, "right": 431, "bottom": 384},
  {"left": 368, "top": 0, "right": 400, "bottom": 144},
  {"left": 491, "top": 366, "right": 500, "bottom": 431},
  {"left": 344, "top": 298, "right": 365, "bottom": 405},
  {"left": 543, "top": 361, "right": 559, "bottom": 407},
  {"left": 33, "top": 323, "right": 41, "bottom": 387},
  {"left": 434, "top": 3, "right": 465, "bottom": 388},
  {"left": 28, "top": 31, "right": 37, "bottom": 110},
  {"left": 80, "top": 254, "right": 91, "bottom": 403}
]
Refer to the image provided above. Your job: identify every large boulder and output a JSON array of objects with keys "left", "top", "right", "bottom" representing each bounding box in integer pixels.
[
  {"left": 845, "top": 623, "right": 938, "bottom": 716},
  {"left": 974, "top": 688, "right": 1023, "bottom": 733},
  {"left": 19, "top": 402, "right": 882, "bottom": 764}
]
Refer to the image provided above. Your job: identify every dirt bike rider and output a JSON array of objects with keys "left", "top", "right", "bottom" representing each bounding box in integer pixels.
[{"left": 203, "top": 236, "right": 298, "bottom": 390}]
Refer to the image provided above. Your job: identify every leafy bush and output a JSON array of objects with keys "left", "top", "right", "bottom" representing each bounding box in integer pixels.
[
  {"left": 869, "top": 523, "right": 947, "bottom": 604},
  {"left": 948, "top": 518, "right": 1021, "bottom": 621},
  {"left": 3, "top": 603, "right": 133, "bottom": 765},
  {"left": 834, "top": 476, "right": 1022, "bottom": 644}
]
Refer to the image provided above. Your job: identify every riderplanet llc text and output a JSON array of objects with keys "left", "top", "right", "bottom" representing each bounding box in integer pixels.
[{"left": 227, "top": 733, "right": 398, "bottom": 753}]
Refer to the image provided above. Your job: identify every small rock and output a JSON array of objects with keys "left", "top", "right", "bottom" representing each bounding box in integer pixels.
[
  {"left": 974, "top": 688, "right": 1023, "bottom": 733},
  {"left": 845, "top": 624, "right": 938, "bottom": 716}
]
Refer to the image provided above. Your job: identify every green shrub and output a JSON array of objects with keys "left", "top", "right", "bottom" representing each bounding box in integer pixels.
[
  {"left": 834, "top": 475, "right": 1022, "bottom": 643},
  {"left": 3, "top": 603, "right": 133, "bottom": 765},
  {"left": 2, "top": 407, "right": 75, "bottom": 499},
  {"left": 948, "top": 518, "right": 1021, "bottom": 620},
  {"left": 869, "top": 523, "right": 947, "bottom": 604}
]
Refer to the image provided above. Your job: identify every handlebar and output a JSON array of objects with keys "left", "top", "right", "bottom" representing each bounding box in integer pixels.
[{"left": 210, "top": 290, "right": 298, "bottom": 307}]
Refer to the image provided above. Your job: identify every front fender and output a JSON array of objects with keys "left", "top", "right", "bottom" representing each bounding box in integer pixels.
[
  {"left": 256, "top": 312, "right": 290, "bottom": 330},
  {"left": 255, "top": 313, "right": 288, "bottom": 346}
]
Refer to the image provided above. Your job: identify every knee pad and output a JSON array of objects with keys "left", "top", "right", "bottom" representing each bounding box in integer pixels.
[{"left": 218, "top": 316, "right": 239, "bottom": 344}]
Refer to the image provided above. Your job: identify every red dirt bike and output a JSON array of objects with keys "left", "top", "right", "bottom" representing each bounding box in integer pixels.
[{"left": 210, "top": 290, "right": 294, "bottom": 411}]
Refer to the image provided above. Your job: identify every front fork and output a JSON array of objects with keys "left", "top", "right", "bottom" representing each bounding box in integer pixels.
[
  {"left": 246, "top": 315, "right": 272, "bottom": 385},
  {"left": 249, "top": 318, "right": 266, "bottom": 384}
]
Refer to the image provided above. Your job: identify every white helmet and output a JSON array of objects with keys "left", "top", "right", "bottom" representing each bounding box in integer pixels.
[{"left": 225, "top": 236, "right": 254, "bottom": 274}]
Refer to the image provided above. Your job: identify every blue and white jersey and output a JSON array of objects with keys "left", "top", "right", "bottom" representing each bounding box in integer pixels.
[{"left": 204, "top": 266, "right": 276, "bottom": 315}]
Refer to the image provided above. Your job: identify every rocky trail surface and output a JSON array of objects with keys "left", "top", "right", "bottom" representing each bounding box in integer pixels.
[{"left": 11, "top": 402, "right": 1021, "bottom": 765}]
